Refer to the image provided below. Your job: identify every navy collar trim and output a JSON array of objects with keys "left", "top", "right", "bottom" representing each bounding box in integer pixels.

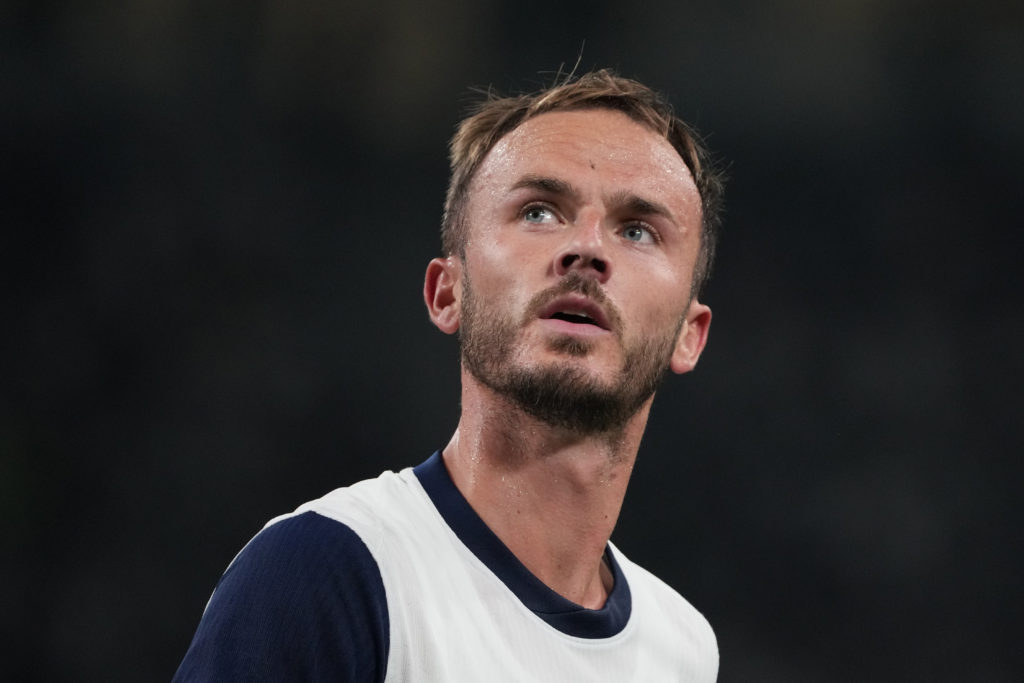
[{"left": 414, "top": 451, "right": 632, "bottom": 639}]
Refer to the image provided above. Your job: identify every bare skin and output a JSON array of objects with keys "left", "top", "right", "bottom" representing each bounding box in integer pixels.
[
  {"left": 441, "top": 379, "right": 650, "bottom": 608},
  {"left": 424, "top": 109, "right": 712, "bottom": 610}
]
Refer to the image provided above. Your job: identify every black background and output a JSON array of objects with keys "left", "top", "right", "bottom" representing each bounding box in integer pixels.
[{"left": 3, "top": 1, "right": 1022, "bottom": 680}]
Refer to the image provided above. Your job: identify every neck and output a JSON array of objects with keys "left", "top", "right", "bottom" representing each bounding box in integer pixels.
[{"left": 441, "top": 369, "right": 653, "bottom": 609}]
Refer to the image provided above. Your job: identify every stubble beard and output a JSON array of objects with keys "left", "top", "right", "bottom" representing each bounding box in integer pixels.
[{"left": 459, "top": 271, "right": 682, "bottom": 435}]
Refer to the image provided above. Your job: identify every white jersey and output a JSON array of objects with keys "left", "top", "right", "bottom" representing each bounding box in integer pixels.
[{"left": 175, "top": 453, "right": 718, "bottom": 682}]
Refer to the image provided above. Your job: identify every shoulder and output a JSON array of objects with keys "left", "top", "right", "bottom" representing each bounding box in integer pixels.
[
  {"left": 174, "top": 511, "right": 389, "bottom": 682},
  {"left": 611, "top": 545, "right": 719, "bottom": 678},
  {"left": 290, "top": 467, "right": 423, "bottom": 539},
  {"left": 227, "top": 510, "right": 386, "bottom": 597}
]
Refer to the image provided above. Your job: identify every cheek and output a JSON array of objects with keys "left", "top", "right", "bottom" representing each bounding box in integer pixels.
[
  {"left": 464, "top": 251, "right": 531, "bottom": 317},
  {"left": 624, "top": 270, "right": 690, "bottom": 330},
  {"left": 467, "top": 231, "right": 547, "bottom": 288}
]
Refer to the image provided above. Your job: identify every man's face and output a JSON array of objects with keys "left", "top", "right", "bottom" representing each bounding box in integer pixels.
[{"left": 452, "top": 108, "right": 709, "bottom": 433}]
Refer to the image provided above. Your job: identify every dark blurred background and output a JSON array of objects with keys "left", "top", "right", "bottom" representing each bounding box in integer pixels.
[{"left": 3, "top": 1, "right": 1022, "bottom": 680}]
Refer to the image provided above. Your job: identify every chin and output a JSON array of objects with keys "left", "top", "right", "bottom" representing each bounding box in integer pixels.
[{"left": 545, "top": 335, "right": 594, "bottom": 358}]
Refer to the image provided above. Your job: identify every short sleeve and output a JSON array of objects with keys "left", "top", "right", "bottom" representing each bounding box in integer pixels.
[{"left": 173, "top": 511, "right": 389, "bottom": 682}]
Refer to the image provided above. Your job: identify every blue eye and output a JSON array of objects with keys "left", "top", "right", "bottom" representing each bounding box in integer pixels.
[
  {"left": 523, "top": 205, "right": 555, "bottom": 223},
  {"left": 623, "top": 224, "right": 655, "bottom": 244}
]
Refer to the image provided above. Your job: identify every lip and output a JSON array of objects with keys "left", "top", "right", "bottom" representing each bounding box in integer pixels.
[{"left": 537, "top": 294, "right": 612, "bottom": 332}]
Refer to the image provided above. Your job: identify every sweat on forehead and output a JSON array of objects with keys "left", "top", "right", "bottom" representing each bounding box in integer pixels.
[{"left": 473, "top": 109, "right": 699, "bottom": 205}]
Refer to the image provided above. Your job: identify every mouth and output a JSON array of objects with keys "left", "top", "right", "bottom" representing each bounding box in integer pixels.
[{"left": 538, "top": 296, "right": 611, "bottom": 331}]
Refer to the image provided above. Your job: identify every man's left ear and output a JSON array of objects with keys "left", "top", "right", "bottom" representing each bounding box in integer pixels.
[{"left": 669, "top": 301, "right": 712, "bottom": 375}]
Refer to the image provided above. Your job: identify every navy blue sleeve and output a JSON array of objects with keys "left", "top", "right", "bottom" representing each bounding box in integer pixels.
[{"left": 173, "top": 511, "right": 389, "bottom": 682}]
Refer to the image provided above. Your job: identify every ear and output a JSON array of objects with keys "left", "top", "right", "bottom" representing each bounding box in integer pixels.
[
  {"left": 424, "top": 257, "right": 462, "bottom": 335},
  {"left": 669, "top": 300, "right": 712, "bottom": 374}
]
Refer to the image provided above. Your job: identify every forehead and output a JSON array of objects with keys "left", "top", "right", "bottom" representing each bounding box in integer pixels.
[{"left": 471, "top": 108, "right": 700, "bottom": 210}]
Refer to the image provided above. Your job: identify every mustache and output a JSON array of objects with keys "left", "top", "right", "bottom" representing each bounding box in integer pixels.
[{"left": 522, "top": 273, "right": 624, "bottom": 335}]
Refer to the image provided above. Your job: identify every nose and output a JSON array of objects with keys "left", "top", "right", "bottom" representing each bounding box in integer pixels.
[{"left": 553, "top": 214, "right": 611, "bottom": 282}]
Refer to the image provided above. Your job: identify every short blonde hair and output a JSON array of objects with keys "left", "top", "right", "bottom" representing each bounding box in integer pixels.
[{"left": 443, "top": 69, "right": 725, "bottom": 296}]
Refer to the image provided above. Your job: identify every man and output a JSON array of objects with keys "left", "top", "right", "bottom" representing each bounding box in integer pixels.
[{"left": 174, "top": 69, "right": 724, "bottom": 682}]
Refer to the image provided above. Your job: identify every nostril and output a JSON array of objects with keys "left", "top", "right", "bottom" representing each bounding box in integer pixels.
[{"left": 559, "top": 253, "right": 608, "bottom": 275}]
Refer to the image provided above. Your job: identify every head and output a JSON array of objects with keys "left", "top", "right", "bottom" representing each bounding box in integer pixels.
[
  {"left": 442, "top": 68, "right": 724, "bottom": 299},
  {"left": 426, "top": 71, "right": 721, "bottom": 435}
]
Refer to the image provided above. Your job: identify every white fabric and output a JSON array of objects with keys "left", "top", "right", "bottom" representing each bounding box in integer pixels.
[{"left": 270, "top": 466, "right": 718, "bottom": 682}]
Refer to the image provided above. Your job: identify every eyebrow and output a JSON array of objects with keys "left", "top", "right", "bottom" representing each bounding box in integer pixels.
[
  {"left": 510, "top": 175, "right": 582, "bottom": 203},
  {"left": 608, "top": 191, "right": 676, "bottom": 224}
]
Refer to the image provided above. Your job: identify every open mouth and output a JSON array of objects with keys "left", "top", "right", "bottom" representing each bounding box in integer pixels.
[
  {"left": 550, "top": 311, "right": 600, "bottom": 326},
  {"left": 539, "top": 296, "right": 611, "bottom": 332}
]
